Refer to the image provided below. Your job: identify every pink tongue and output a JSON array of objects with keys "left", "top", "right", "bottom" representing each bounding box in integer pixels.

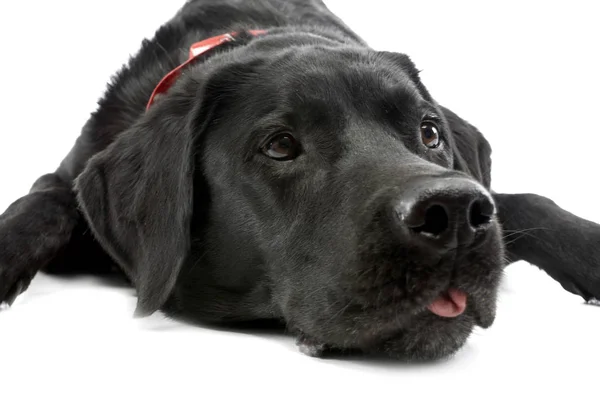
[{"left": 427, "top": 289, "right": 467, "bottom": 318}]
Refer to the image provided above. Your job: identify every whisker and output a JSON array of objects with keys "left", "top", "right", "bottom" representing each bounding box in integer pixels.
[{"left": 501, "top": 227, "right": 554, "bottom": 244}]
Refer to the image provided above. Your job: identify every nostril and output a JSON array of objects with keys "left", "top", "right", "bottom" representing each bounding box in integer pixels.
[
  {"left": 469, "top": 198, "right": 494, "bottom": 228},
  {"left": 411, "top": 205, "right": 448, "bottom": 236}
]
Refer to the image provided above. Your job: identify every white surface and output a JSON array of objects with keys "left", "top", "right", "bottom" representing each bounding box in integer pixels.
[{"left": 1, "top": 0, "right": 599, "bottom": 398}]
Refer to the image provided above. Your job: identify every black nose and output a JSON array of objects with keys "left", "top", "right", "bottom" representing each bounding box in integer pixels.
[{"left": 394, "top": 177, "right": 495, "bottom": 248}]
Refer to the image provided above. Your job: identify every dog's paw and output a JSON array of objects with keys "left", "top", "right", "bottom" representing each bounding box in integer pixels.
[
  {"left": 549, "top": 263, "right": 600, "bottom": 306},
  {"left": 585, "top": 298, "right": 600, "bottom": 307},
  {"left": 296, "top": 334, "right": 327, "bottom": 357},
  {"left": 0, "top": 262, "right": 34, "bottom": 310}
]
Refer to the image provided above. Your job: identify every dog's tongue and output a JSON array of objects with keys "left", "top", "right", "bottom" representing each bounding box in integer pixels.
[{"left": 427, "top": 289, "right": 467, "bottom": 318}]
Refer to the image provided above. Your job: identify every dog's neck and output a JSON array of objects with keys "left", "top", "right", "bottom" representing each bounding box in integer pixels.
[{"left": 146, "top": 29, "right": 267, "bottom": 110}]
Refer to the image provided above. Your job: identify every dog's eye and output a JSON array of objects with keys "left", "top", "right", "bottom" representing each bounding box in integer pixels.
[
  {"left": 420, "top": 122, "right": 441, "bottom": 148},
  {"left": 262, "top": 133, "right": 299, "bottom": 160}
]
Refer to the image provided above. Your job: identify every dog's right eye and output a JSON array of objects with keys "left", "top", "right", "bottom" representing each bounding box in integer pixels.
[{"left": 262, "top": 133, "right": 300, "bottom": 161}]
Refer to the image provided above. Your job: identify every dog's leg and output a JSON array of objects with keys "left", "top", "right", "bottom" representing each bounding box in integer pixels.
[
  {"left": 0, "top": 173, "right": 79, "bottom": 306},
  {"left": 494, "top": 192, "right": 600, "bottom": 302}
]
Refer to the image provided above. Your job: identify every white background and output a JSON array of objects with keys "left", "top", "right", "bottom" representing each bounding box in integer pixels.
[{"left": 1, "top": 0, "right": 599, "bottom": 398}]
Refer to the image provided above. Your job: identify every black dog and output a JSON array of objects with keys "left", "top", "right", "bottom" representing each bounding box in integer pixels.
[{"left": 0, "top": 0, "right": 598, "bottom": 361}]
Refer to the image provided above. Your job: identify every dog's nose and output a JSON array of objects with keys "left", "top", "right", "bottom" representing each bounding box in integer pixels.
[{"left": 394, "top": 177, "right": 495, "bottom": 248}]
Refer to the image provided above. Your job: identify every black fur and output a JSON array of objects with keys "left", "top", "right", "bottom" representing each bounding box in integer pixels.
[{"left": 0, "top": 0, "right": 598, "bottom": 361}]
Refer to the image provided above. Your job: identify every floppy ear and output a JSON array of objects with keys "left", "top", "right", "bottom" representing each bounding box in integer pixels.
[
  {"left": 75, "top": 91, "right": 199, "bottom": 317},
  {"left": 440, "top": 106, "right": 493, "bottom": 189}
]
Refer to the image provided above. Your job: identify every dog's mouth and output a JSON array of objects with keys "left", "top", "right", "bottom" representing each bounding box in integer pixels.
[
  {"left": 289, "top": 277, "right": 499, "bottom": 360},
  {"left": 427, "top": 288, "right": 468, "bottom": 318},
  {"left": 293, "top": 287, "right": 479, "bottom": 360}
]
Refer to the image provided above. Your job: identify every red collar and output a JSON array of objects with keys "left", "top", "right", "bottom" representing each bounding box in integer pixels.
[{"left": 146, "top": 30, "right": 267, "bottom": 110}]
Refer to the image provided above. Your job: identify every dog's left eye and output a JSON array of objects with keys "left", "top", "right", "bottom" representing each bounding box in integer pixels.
[
  {"left": 262, "top": 133, "right": 300, "bottom": 161},
  {"left": 420, "top": 121, "right": 441, "bottom": 149}
]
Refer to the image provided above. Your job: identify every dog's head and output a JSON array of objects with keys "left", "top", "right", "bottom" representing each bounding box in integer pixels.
[{"left": 76, "top": 32, "right": 504, "bottom": 361}]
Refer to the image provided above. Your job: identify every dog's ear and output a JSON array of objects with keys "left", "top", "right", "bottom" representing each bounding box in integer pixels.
[
  {"left": 75, "top": 87, "right": 202, "bottom": 317},
  {"left": 440, "top": 106, "right": 492, "bottom": 189},
  {"left": 378, "top": 51, "right": 434, "bottom": 100}
]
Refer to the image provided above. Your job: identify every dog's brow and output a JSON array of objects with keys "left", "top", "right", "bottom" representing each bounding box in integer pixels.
[
  {"left": 387, "top": 83, "right": 423, "bottom": 105},
  {"left": 374, "top": 85, "right": 424, "bottom": 123}
]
